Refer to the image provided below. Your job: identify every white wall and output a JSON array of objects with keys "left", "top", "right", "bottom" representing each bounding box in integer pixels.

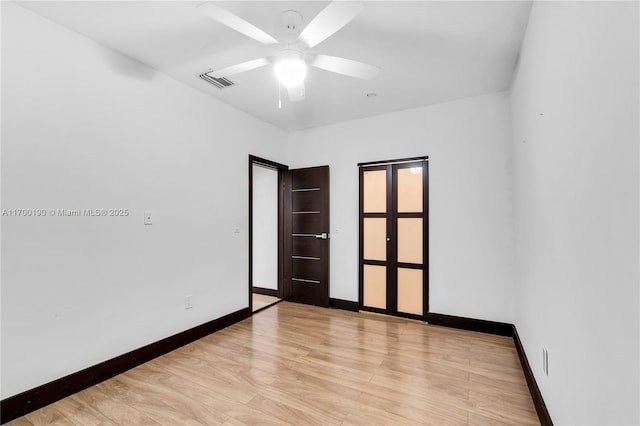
[
  {"left": 287, "top": 92, "right": 515, "bottom": 323},
  {"left": 510, "top": 2, "right": 639, "bottom": 424},
  {"left": 252, "top": 164, "right": 278, "bottom": 291},
  {"left": 0, "top": 2, "right": 287, "bottom": 399}
]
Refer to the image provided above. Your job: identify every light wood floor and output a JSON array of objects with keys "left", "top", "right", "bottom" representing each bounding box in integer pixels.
[
  {"left": 8, "top": 302, "right": 539, "bottom": 425},
  {"left": 252, "top": 293, "right": 280, "bottom": 312}
]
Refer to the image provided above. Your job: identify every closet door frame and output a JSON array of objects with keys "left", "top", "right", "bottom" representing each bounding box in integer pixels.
[{"left": 358, "top": 157, "right": 429, "bottom": 320}]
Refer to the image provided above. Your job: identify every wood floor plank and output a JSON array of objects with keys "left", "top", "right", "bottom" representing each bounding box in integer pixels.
[
  {"left": 94, "top": 378, "right": 208, "bottom": 426},
  {"left": 8, "top": 302, "right": 539, "bottom": 425},
  {"left": 158, "top": 354, "right": 259, "bottom": 404},
  {"left": 71, "top": 386, "right": 160, "bottom": 425},
  {"left": 270, "top": 371, "right": 361, "bottom": 419},
  {"left": 340, "top": 398, "right": 424, "bottom": 426},
  {"left": 116, "top": 371, "right": 230, "bottom": 425},
  {"left": 356, "top": 390, "right": 468, "bottom": 425},
  {"left": 3, "top": 418, "right": 34, "bottom": 426},
  {"left": 137, "top": 362, "right": 287, "bottom": 425},
  {"left": 24, "top": 406, "right": 73, "bottom": 426},
  {"left": 247, "top": 393, "right": 342, "bottom": 426},
  {"left": 54, "top": 396, "right": 112, "bottom": 426}
]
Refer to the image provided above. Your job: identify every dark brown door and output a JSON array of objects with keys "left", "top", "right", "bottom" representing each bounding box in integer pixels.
[{"left": 283, "top": 166, "right": 330, "bottom": 307}]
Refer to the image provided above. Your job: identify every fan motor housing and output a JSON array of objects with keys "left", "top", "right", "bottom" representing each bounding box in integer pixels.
[{"left": 281, "top": 10, "right": 303, "bottom": 31}]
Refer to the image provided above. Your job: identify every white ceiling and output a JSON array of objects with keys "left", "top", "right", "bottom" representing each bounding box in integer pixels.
[{"left": 18, "top": 1, "right": 532, "bottom": 131}]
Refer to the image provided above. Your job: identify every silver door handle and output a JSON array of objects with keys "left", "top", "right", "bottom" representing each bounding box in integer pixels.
[{"left": 315, "top": 233, "right": 328, "bottom": 239}]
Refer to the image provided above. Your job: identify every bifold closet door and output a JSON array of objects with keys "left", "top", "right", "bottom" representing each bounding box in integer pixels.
[{"left": 359, "top": 160, "right": 428, "bottom": 320}]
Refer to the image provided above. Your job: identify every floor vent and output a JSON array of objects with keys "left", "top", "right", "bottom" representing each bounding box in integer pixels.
[{"left": 198, "top": 70, "right": 235, "bottom": 89}]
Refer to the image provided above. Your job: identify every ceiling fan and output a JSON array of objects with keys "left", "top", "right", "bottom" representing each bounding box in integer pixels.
[{"left": 198, "top": 1, "right": 379, "bottom": 103}]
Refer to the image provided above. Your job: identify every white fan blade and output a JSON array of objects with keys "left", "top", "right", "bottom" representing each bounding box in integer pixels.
[
  {"left": 198, "top": 3, "right": 278, "bottom": 45},
  {"left": 287, "top": 83, "right": 306, "bottom": 102},
  {"left": 211, "top": 58, "right": 270, "bottom": 78},
  {"left": 299, "top": 1, "right": 364, "bottom": 48},
  {"left": 311, "top": 55, "right": 379, "bottom": 80}
]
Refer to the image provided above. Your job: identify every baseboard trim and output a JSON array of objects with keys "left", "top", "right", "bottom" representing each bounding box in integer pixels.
[
  {"left": 512, "top": 326, "right": 554, "bottom": 426},
  {"left": 329, "top": 298, "right": 359, "bottom": 312},
  {"left": 252, "top": 287, "right": 279, "bottom": 297},
  {"left": 0, "top": 307, "right": 251, "bottom": 424},
  {"left": 426, "top": 312, "right": 514, "bottom": 337}
]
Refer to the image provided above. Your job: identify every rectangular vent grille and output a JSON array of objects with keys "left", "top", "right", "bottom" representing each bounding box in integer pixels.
[{"left": 198, "top": 70, "right": 234, "bottom": 89}]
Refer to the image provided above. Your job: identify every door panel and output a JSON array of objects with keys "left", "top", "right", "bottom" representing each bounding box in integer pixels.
[
  {"left": 292, "top": 237, "right": 322, "bottom": 258},
  {"left": 284, "top": 166, "right": 330, "bottom": 307},
  {"left": 291, "top": 171, "right": 323, "bottom": 189},
  {"left": 363, "top": 170, "right": 387, "bottom": 213},
  {"left": 363, "top": 264, "right": 386, "bottom": 309},
  {"left": 292, "top": 213, "right": 322, "bottom": 234},
  {"left": 397, "top": 268, "right": 423, "bottom": 315},
  {"left": 397, "top": 218, "right": 422, "bottom": 264},
  {"left": 397, "top": 167, "right": 423, "bottom": 212},
  {"left": 292, "top": 191, "right": 323, "bottom": 211},
  {"left": 363, "top": 217, "right": 387, "bottom": 261},
  {"left": 291, "top": 280, "right": 324, "bottom": 305},
  {"left": 292, "top": 258, "right": 322, "bottom": 280}
]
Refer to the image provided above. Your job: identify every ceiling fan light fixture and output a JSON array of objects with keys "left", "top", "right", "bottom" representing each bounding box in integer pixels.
[
  {"left": 199, "top": 2, "right": 378, "bottom": 102},
  {"left": 274, "top": 52, "right": 307, "bottom": 88}
]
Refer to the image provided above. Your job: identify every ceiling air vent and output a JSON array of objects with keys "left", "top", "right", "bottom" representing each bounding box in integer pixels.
[{"left": 198, "top": 70, "right": 235, "bottom": 89}]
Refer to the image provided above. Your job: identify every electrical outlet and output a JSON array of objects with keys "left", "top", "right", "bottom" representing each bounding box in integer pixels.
[{"left": 185, "top": 295, "right": 193, "bottom": 310}]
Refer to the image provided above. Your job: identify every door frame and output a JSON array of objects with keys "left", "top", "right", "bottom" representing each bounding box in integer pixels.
[
  {"left": 248, "top": 155, "right": 288, "bottom": 313},
  {"left": 358, "top": 156, "right": 429, "bottom": 320}
]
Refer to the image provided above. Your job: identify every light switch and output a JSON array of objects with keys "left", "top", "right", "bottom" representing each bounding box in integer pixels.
[{"left": 144, "top": 211, "right": 152, "bottom": 225}]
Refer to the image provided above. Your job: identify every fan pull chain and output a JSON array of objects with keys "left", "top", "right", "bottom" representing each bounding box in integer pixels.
[{"left": 278, "top": 83, "right": 282, "bottom": 109}]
